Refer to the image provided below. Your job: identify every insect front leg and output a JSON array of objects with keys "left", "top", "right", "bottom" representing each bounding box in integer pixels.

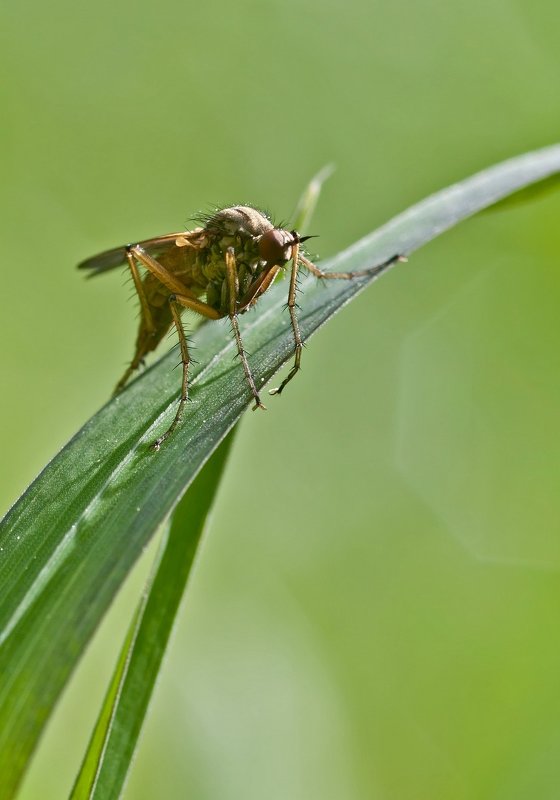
[
  {"left": 225, "top": 247, "right": 266, "bottom": 411},
  {"left": 269, "top": 241, "right": 303, "bottom": 397},
  {"left": 299, "top": 252, "right": 405, "bottom": 280}
]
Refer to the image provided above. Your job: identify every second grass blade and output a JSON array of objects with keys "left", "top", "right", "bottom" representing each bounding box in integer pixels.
[
  {"left": 1, "top": 143, "right": 560, "bottom": 799},
  {"left": 70, "top": 430, "right": 236, "bottom": 800}
]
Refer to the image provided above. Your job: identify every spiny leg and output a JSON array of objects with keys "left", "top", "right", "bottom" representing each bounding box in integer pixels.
[
  {"left": 119, "top": 243, "right": 218, "bottom": 404},
  {"left": 126, "top": 249, "right": 156, "bottom": 333},
  {"left": 299, "top": 252, "right": 405, "bottom": 280},
  {"left": 150, "top": 293, "right": 224, "bottom": 448},
  {"left": 152, "top": 295, "right": 222, "bottom": 448},
  {"left": 225, "top": 247, "right": 266, "bottom": 410},
  {"left": 114, "top": 357, "right": 145, "bottom": 396},
  {"left": 237, "top": 262, "right": 282, "bottom": 311},
  {"left": 152, "top": 296, "right": 191, "bottom": 450},
  {"left": 269, "top": 240, "right": 302, "bottom": 397},
  {"left": 113, "top": 249, "right": 158, "bottom": 394},
  {"left": 131, "top": 244, "right": 194, "bottom": 296},
  {"left": 114, "top": 351, "right": 145, "bottom": 395},
  {"left": 269, "top": 251, "right": 405, "bottom": 398}
]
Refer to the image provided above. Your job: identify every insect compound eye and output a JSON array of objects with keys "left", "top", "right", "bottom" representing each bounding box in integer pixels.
[{"left": 258, "top": 228, "right": 295, "bottom": 264}]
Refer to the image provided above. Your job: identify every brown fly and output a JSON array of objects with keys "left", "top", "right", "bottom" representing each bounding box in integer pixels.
[{"left": 79, "top": 205, "right": 401, "bottom": 448}]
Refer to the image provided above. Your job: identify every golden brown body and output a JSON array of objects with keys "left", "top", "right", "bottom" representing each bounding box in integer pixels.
[{"left": 79, "top": 205, "right": 400, "bottom": 447}]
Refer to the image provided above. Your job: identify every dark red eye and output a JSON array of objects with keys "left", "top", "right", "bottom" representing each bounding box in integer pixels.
[{"left": 258, "top": 228, "right": 293, "bottom": 264}]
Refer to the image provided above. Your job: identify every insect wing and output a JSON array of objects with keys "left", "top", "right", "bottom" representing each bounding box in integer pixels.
[{"left": 77, "top": 233, "right": 187, "bottom": 276}]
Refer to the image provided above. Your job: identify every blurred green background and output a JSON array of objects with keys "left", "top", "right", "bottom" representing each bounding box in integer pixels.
[{"left": 2, "top": 0, "right": 560, "bottom": 797}]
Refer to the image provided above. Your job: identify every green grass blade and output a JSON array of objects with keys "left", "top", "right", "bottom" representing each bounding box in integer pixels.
[
  {"left": 483, "top": 171, "right": 560, "bottom": 212},
  {"left": 70, "top": 430, "right": 236, "bottom": 800},
  {"left": 1, "top": 143, "right": 559, "bottom": 798},
  {"left": 291, "top": 164, "right": 335, "bottom": 232}
]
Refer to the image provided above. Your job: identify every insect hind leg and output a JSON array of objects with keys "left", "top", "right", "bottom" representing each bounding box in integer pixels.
[
  {"left": 152, "top": 297, "right": 191, "bottom": 450},
  {"left": 113, "top": 356, "right": 144, "bottom": 395},
  {"left": 113, "top": 248, "right": 162, "bottom": 394},
  {"left": 126, "top": 248, "right": 156, "bottom": 333}
]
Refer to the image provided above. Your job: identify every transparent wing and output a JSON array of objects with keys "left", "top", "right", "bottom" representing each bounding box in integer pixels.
[{"left": 77, "top": 233, "right": 188, "bottom": 277}]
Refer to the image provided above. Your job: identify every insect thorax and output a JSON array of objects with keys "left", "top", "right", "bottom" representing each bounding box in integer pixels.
[{"left": 198, "top": 206, "right": 276, "bottom": 313}]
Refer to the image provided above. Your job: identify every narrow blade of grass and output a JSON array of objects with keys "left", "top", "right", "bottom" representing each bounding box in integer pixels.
[
  {"left": 291, "top": 164, "right": 335, "bottom": 232},
  {"left": 1, "top": 143, "right": 559, "bottom": 798},
  {"left": 70, "top": 430, "right": 236, "bottom": 800}
]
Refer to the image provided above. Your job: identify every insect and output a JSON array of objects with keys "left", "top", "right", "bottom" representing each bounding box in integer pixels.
[{"left": 79, "top": 205, "right": 401, "bottom": 448}]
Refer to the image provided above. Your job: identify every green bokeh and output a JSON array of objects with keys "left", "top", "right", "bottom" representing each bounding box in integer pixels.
[{"left": 2, "top": 0, "right": 560, "bottom": 797}]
